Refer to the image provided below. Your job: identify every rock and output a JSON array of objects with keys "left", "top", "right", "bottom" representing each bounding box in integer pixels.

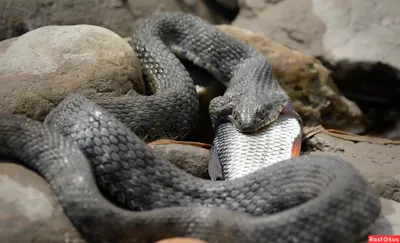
[
  {"left": 0, "top": 0, "right": 230, "bottom": 41},
  {"left": 232, "top": 0, "right": 324, "bottom": 55},
  {"left": 149, "top": 142, "right": 211, "bottom": 179},
  {"left": 216, "top": 25, "right": 365, "bottom": 133},
  {"left": 233, "top": 0, "right": 400, "bottom": 70},
  {"left": 305, "top": 129, "right": 400, "bottom": 202},
  {"left": 1, "top": 159, "right": 399, "bottom": 242},
  {"left": 312, "top": 0, "right": 400, "bottom": 70},
  {"left": 0, "top": 162, "right": 85, "bottom": 243},
  {"left": 0, "top": 25, "right": 143, "bottom": 121},
  {"left": 232, "top": 0, "right": 400, "bottom": 135},
  {"left": 326, "top": 61, "right": 400, "bottom": 136},
  {"left": 312, "top": 0, "right": 400, "bottom": 136}
]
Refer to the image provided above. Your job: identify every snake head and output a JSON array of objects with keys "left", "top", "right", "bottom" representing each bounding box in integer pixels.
[{"left": 229, "top": 100, "right": 285, "bottom": 133}]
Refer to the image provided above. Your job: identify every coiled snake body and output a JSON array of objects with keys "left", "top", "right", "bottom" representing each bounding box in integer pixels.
[{"left": 0, "top": 12, "right": 381, "bottom": 243}]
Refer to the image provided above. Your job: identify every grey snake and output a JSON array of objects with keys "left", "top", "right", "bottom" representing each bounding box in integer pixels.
[{"left": 0, "top": 12, "right": 381, "bottom": 243}]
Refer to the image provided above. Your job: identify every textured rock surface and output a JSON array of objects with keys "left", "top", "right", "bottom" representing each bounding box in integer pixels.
[
  {"left": 233, "top": 0, "right": 400, "bottom": 69},
  {"left": 0, "top": 25, "right": 143, "bottom": 121},
  {"left": 312, "top": 0, "right": 400, "bottom": 134},
  {"left": 0, "top": 162, "right": 85, "bottom": 243},
  {"left": 232, "top": 0, "right": 324, "bottom": 55},
  {"left": 0, "top": 0, "right": 229, "bottom": 41},
  {"left": 216, "top": 25, "right": 365, "bottom": 132},
  {"left": 307, "top": 132, "right": 400, "bottom": 202},
  {"left": 312, "top": 0, "right": 400, "bottom": 70}
]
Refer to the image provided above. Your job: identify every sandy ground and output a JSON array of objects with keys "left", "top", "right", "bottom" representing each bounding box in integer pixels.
[{"left": 305, "top": 129, "right": 400, "bottom": 202}]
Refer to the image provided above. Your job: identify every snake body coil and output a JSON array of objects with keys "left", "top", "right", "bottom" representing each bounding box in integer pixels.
[
  {"left": 0, "top": 12, "right": 381, "bottom": 243},
  {"left": 97, "top": 12, "right": 292, "bottom": 140},
  {"left": 1, "top": 97, "right": 381, "bottom": 243}
]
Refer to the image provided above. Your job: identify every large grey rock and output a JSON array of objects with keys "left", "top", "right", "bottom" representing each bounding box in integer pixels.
[
  {"left": 232, "top": 0, "right": 324, "bottom": 55},
  {"left": 0, "top": 24, "right": 143, "bottom": 121},
  {"left": 233, "top": 0, "right": 400, "bottom": 69},
  {"left": 0, "top": 163, "right": 85, "bottom": 243},
  {"left": 311, "top": 0, "right": 400, "bottom": 132},
  {"left": 0, "top": 0, "right": 229, "bottom": 41},
  {"left": 312, "top": 0, "right": 400, "bottom": 69}
]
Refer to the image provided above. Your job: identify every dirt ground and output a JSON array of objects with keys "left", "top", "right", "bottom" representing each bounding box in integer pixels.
[{"left": 305, "top": 127, "right": 400, "bottom": 202}]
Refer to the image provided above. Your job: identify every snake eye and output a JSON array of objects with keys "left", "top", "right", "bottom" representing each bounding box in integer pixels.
[
  {"left": 232, "top": 110, "right": 239, "bottom": 120},
  {"left": 258, "top": 105, "right": 268, "bottom": 117},
  {"left": 232, "top": 110, "right": 241, "bottom": 126}
]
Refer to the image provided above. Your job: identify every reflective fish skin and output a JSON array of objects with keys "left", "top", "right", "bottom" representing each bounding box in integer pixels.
[{"left": 208, "top": 115, "right": 302, "bottom": 180}]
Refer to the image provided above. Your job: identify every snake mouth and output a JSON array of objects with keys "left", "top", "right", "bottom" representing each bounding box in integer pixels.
[
  {"left": 237, "top": 125, "right": 259, "bottom": 133},
  {"left": 251, "top": 105, "right": 285, "bottom": 131},
  {"left": 228, "top": 115, "right": 278, "bottom": 133},
  {"left": 252, "top": 113, "right": 280, "bottom": 131},
  {"left": 227, "top": 105, "right": 285, "bottom": 133}
]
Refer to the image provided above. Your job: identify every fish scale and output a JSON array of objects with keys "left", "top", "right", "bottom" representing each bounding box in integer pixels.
[{"left": 209, "top": 115, "right": 302, "bottom": 180}]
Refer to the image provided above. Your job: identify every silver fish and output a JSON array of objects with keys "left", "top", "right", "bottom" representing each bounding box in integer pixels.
[{"left": 208, "top": 115, "right": 302, "bottom": 180}]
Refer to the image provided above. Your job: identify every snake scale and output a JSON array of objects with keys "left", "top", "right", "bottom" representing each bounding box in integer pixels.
[{"left": 0, "top": 12, "right": 381, "bottom": 243}]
